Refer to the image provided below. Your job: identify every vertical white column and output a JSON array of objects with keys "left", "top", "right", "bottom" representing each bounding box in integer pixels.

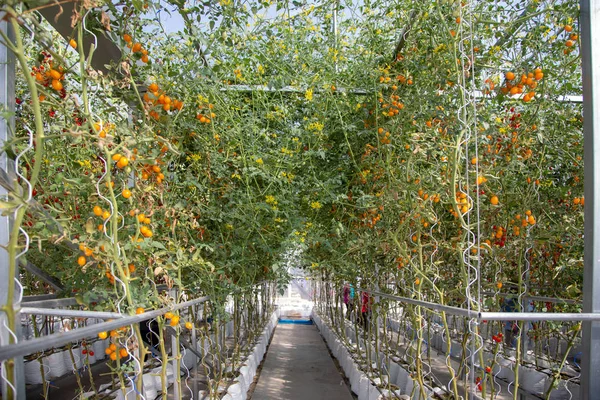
[
  {"left": 581, "top": 0, "right": 600, "bottom": 399},
  {"left": 0, "top": 13, "right": 25, "bottom": 400}
]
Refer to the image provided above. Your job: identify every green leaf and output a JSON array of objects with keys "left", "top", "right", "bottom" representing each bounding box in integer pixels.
[
  {"left": 152, "top": 241, "right": 167, "bottom": 250},
  {"left": 132, "top": 0, "right": 143, "bottom": 11}
]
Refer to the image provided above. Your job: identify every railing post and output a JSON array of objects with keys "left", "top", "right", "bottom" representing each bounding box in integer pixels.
[
  {"left": 581, "top": 0, "right": 600, "bottom": 399},
  {"left": 0, "top": 13, "right": 25, "bottom": 400}
]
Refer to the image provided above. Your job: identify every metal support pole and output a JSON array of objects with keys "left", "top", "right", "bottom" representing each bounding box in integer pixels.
[
  {"left": 19, "top": 260, "right": 63, "bottom": 292},
  {"left": 581, "top": 0, "right": 600, "bottom": 399},
  {"left": 0, "top": 14, "right": 25, "bottom": 400},
  {"left": 332, "top": 1, "right": 339, "bottom": 73}
]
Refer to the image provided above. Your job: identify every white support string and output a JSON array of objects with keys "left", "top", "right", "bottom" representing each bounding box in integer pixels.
[
  {"left": 455, "top": 0, "right": 484, "bottom": 396},
  {"left": 0, "top": 117, "right": 36, "bottom": 396}
]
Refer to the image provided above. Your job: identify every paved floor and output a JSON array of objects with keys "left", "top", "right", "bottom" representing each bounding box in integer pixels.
[{"left": 251, "top": 324, "right": 353, "bottom": 400}]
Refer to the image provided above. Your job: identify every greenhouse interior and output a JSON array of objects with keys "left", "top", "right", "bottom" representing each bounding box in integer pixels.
[{"left": 1, "top": 0, "right": 599, "bottom": 399}]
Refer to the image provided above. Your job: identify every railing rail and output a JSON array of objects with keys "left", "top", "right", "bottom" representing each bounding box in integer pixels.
[
  {"left": 0, "top": 295, "right": 210, "bottom": 362},
  {"left": 356, "top": 287, "right": 600, "bottom": 322}
]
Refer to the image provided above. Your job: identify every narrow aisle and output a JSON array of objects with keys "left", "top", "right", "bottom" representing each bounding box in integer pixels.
[{"left": 250, "top": 323, "right": 353, "bottom": 400}]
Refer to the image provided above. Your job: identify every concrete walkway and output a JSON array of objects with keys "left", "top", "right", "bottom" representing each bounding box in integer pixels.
[{"left": 251, "top": 324, "right": 353, "bottom": 400}]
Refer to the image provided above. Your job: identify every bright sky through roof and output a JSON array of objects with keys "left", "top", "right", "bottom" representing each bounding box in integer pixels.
[
  {"left": 145, "top": 0, "right": 185, "bottom": 33},
  {"left": 144, "top": 0, "right": 331, "bottom": 34}
]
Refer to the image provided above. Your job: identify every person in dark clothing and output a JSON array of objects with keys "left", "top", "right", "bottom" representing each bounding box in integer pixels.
[
  {"left": 343, "top": 284, "right": 355, "bottom": 320},
  {"left": 501, "top": 296, "right": 518, "bottom": 348},
  {"left": 139, "top": 319, "right": 160, "bottom": 360},
  {"left": 358, "top": 291, "right": 372, "bottom": 330}
]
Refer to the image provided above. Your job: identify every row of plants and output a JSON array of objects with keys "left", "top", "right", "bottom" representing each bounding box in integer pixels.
[
  {"left": 20, "top": 285, "right": 276, "bottom": 399},
  {"left": 297, "top": 1, "right": 584, "bottom": 398},
  {"left": 314, "top": 280, "right": 581, "bottom": 399}
]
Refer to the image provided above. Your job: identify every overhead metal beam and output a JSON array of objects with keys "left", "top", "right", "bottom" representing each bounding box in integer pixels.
[
  {"left": 19, "top": 259, "right": 64, "bottom": 292},
  {"left": 22, "top": 293, "right": 58, "bottom": 302},
  {"left": 220, "top": 85, "right": 583, "bottom": 103},
  {"left": 581, "top": 0, "right": 600, "bottom": 399},
  {"left": 391, "top": 9, "right": 419, "bottom": 62},
  {"left": 220, "top": 84, "right": 369, "bottom": 95},
  {"left": 37, "top": 1, "right": 122, "bottom": 73},
  {"left": 21, "top": 297, "right": 79, "bottom": 308}
]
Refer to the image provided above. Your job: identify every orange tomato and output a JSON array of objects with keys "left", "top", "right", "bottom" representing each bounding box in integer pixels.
[
  {"left": 49, "top": 69, "right": 61, "bottom": 80},
  {"left": 117, "top": 157, "right": 129, "bottom": 169},
  {"left": 51, "top": 79, "right": 63, "bottom": 91}
]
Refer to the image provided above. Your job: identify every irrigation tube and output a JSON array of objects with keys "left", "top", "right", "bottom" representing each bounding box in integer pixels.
[
  {"left": 357, "top": 288, "right": 600, "bottom": 321},
  {"left": 0, "top": 295, "right": 210, "bottom": 362}
]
